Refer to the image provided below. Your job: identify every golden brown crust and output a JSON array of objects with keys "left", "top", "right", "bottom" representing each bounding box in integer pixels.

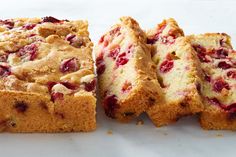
[
  {"left": 148, "top": 87, "right": 203, "bottom": 126},
  {"left": 0, "top": 17, "right": 96, "bottom": 132},
  {"left": 0, "top": 91, "right": 96, "bottom": 132},
  {"left": 200, "top": 104, "right": 236, "bottom": 130},
  {"left": 146, "top": 19, "right": 203, "bottom": 127},
  {"left": 95, "top": 17, "right": 162, "bottom": 122},
  {"left": 187, "top": 33, "right": 236, "bottom": 130}
]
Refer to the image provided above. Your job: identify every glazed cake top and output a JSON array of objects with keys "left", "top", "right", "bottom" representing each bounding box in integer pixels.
[{"left": 0, "top": 17, "right": 95, "bottom": 102}]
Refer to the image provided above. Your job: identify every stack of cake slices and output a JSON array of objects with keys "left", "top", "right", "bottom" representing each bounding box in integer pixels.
[{"left": 95, "top": 17, "right": 236, "bottom": 130}]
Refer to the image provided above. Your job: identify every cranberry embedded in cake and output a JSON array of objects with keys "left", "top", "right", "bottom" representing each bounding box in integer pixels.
[
  {"left": 213, "top": 78, "right": 230, "bottom": 93},
  {"left": 0, "top": 17, "right": 96, "bottom": 132},
  {"left": 159, "top": 59, "right": 174, "bottom": 73},
  {"left": 94, "top": 17, "right": 161, "bottom": 121},
  {"left": 0, "top": 19, "right": 14, "bottom": 29},
  {"left": 22, "top": 23, "right": 37, "bottom": 30},
  {"left": 17, "top": 43, "right": 38, "bottom": 61},
  {"left": 95, "top": 53, "right": 105, "bottom": 75},
  {"left": 217, "top": 61, "right": 232, "bottom": 69},
  {"left": 227, "top": 71, "right": 236, "bottom": 79},
  {"left": 0, "top": 64, "right": 11, "bottom": 77},
  {"left": 60, "top": 57, "right": 79, "bottom": 73},
  {"left": 188, "top": 33, "right": 236, "bottom": 130},
  {"left": 146, "top": 18, "right": 203, "bottom": 127},
  {"left": 42, "top": 16, "right": 61, "bottom": 23}
]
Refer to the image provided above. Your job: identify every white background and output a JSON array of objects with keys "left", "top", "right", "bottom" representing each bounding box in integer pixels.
[{"left": 0, "top": 0, "right": 236, "bottom": 157}]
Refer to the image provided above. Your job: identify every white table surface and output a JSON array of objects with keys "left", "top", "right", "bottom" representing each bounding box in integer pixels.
[{"left": 0, "top": 0, "right": 236, "bottom": 157}]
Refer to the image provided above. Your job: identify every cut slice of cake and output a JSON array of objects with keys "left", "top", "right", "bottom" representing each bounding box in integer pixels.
[
  {"left": 146, "top": 18, "right": 204, "bottom": 126},
  {"left": 94, "top": 17, "right": 162, "bottom": 122},
  {"left": 187, "top": 33, "right": 236, "bottom": 130},
  {"left": 0, "top": 17, "right": 96, "bottom": 132}
]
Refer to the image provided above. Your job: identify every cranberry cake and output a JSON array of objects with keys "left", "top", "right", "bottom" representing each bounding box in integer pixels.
[
  {"left": 94, "top": 17, "right": 162, "bottom": 122},
  {"left": 187, "top": 33, "right": 236, "bottom": 130},
  {"left": 0, "top": 17, "right": 96, "bottom": 132},
  {"left": 146, "top": 18, "right": 203, "bottom": 126}
]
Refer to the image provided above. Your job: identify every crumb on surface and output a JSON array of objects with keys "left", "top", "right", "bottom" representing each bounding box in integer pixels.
[
  {"left": 136, "top": 119, "right": 144, "bottom": 125},
  {"left": 107, "top": 129, "right": 113, "bottom": 135},
  {"left": 216, "top": 133, "right": 223, "bottom": 137},
  {"left": 163, "top": 132, "right": 168, "bottom": 136}
]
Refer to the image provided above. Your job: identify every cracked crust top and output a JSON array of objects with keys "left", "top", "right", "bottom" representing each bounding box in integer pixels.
[{"left": 0, "top": 17, "right": 96, "bottom": 102}]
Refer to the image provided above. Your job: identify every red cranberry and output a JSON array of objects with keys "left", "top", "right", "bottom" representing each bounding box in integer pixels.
[
  {"left": 17, "top": 43, "right": 37, "bottom": 61},
  {"left": 160, "top": 59, "right": 174, "bottom": 73},
  {"left": 109, "top": 27, "right": 121, "bottom": 36},
  {"left": 213, "top": 48, "right": 228, "bottom": 59},
  {"left": 203, "top": 72, "right": 211, "bottom": 82},
  {"left": 147, "top": 36, "right": 158, "bottom": 44},
  {"left": 103, "top": 94, "right": 119, "bottom": 118},
  {"left": 0, "top": 20, "right": 14, "bottom": 29},
  {"left": 227, "top": 103, "right": 236, "bottom": 111},
  {"left": 227, "top": 71, "right": 236, "bottom": 79},
  {"left": 96, "top": 53, "right": 106, "bottom": 75},
  {"left": 84, "top": 79, "right": 96, "bottom": 92},
  {"left": 207, "top": 97, "right": 236, "bottom": 114},
  {"left": 96, "top": 62, "right": 105, "bottom": 75},
  {"left": 148, "top": 27, "right": 178, "bottom": 45},
  {"left": 98, "top": 35, "right": 109, "bottom": 47},
  {"left": 0, "top": 54, "right": 8, "bottom": 62},
  {"left": 219, "top": 39, "right": 225, "bottom": 46},
  {"left": 192, "top": 45, "right": 206, "bottom": 54},
  {"left": 28, "top": 34, "right": 37, "bottom": 37},
  {"left": 0, "top": 65, "right": 11, "bottom": 77},
  {"left": 60, "top": 57, "right": 79, "bottom": 73},
  {"left": 122, "top": 81, "right": 132, "bottom": 93},
  {"left": 60, "top": 81, "right": 77, "bottom": 90},
  {"left": 47, "top": 81, "right": 77, "bottom": 92},
  {"left": 42, "top": 16, "right": 60, "bottom": 23},
  {"left": 108, "top": 46, "right": 120, "bottom": 60},
  {"left": 14, "top": 101, "right": 28, "bottom": 113},
  {"left": 222, "top": 103, "right": 236, "bottom": 111},
  {"left": 192, "top": 45, "right": 210, "bottom": 63},
  {"left": 47, "top": 81, "right": 57, "bottom": 92},
  {"left": 99, "top": 35, "right": 105, "bottom": 43},
  {"left": 116, "top": 52, "right": 129, "bottom": 66},
  {"left": 213, "top": 79, "right": 230, "bottom": 92},
  {"left": 65, "top": 34, "right": 84, "bottom": 48},
  {"left": 22, "top": 23, "right": 36, "bottom": 30},
  {"left": 197, "top": 53, "right": 210, "bottom": 63},
  {"left": 208, "top": 97, "right": 221, "bottom": 106},
  {"left": 218, "top": 61, "right": 232, "bottom": 69},
  {"left": 147, "top": 24, "right": 167, "bottom": 44},
  {"left": 65, "top": 34, "right": 76, "bottom": 43},
  {"left": 51, "top": 92, "right": 64, "bottom": 102}
]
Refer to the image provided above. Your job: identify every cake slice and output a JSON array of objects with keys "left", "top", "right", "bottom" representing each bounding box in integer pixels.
[
  {"left": 187, "top": 33, "right": 236, "bottom": 130},
  {"left": 0, "top": 17, "right": 96, "bottom": 132},
  {"left": 146, "top": 19, "right": 204, "bottom": 126},
  {"left": 94, "top": 17, "right": 162, "bottom": 122}
]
